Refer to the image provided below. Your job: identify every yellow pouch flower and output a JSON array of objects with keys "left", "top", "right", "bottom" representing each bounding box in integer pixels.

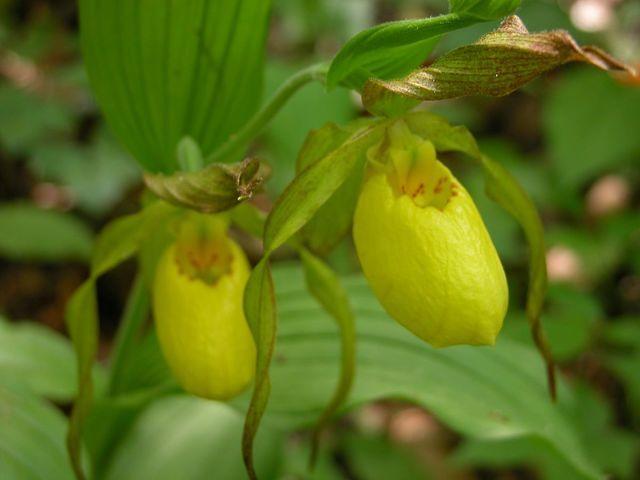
[
  {"left": 353, "top": 121, "right": 508, "bottom": 347},
  {"left": 153, "top": 214, "right": 256, "bottom": 400}
]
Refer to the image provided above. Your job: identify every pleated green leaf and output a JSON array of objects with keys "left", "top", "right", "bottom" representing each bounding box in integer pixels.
[
  {"left": 79, "top": 0, "right": 272, "bottom": 173},
  {"left": 0, "top": 383, "right": 77, "bottom": 480},
  {"left": 92, "top": 264, "right": 605, "bottom": 479},
  {"left": 254, "top": 266, "right": 602, "bottom": 479},
  {"left": 103, "top": 397, "right": 283, "bottom": 480}
]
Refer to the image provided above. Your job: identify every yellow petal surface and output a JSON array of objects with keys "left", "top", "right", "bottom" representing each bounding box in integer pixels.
[
  {"left": 153, "top": 240, "right": 256, "bottom": 400},
  {"left": 353, "top": 166, "right": 508, "bottom": 347}
]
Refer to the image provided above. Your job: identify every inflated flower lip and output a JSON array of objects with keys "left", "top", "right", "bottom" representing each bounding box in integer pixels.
[
  {"left": 153, "top": 214, "right": 256, "bottom": 401},
  {"left": 353, "top": 121, "right": 508, "bottom": 348}
]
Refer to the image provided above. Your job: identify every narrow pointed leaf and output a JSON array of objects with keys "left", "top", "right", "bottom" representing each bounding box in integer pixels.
[
  {"left": 299, "top": 249, "right": 356, "bottom": 467},
  {"left": 296, "top": 121, "right": 374, "bottom": 254},
  {"left": 66, "top": 202, "right": 177, "bottom": 479},
  {"left": 326, "top": 13, "right": 478, "bottom": 91},
  {"left": 480, "top": 154, "right": 555, "bottom": 399},
  {"left": 144, "top": 158, "right": 269, "bottom": 213},
  {"left": 364, "top": 15, "right": 634, "bottom": 116},
  {"left": 264, "top": 124, "right": 384, "bottom": 255},
  {"left": 79, "top": 0, "right": 272, "bottom": 172},
  {"left": 242, "top": 259, "right": 277, "bottom": 480}
]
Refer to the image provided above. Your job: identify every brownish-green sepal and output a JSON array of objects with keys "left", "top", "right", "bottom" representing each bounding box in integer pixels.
[
  {"left": 144, "top": 158, "right": 269, "bottom": 214},
  {"left": 363, "top": 15, "right": 635, "bottom": 117}
]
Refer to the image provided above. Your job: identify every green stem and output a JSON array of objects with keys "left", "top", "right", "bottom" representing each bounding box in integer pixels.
[
  {"left": 207, "top": 62, "right": 329, "bottom": 163},
  {"left": 107, "top": 274, "right": 150, "bottom": 395}
]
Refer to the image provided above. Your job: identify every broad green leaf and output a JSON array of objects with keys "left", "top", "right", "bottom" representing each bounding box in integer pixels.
[
  {"left": 0, "top": 318, "right": 105, "bottom": 402},
  {"left": 454, "top": 382, "right": 638, "bottom": 479},
  {"left": 449, "top": 0, "right": 520, "bottom": 20},
  {"left": 363, "top": 15, "right": 633, "bottom": 116},
  {"left": 92, "top": 264, "right": 604, "bottom": 479},
  {"left": 83, "top": 369, "right": 177, "bottom": 477},
  {"left": 253, "top": 266, "right": 602, "bottom": 479},
  {"left": 144, "top": 158, "right": 268, "bottom": 214},
  {"left": 242, "top": 259, "right": 277, "bottom": 480},
  {"left": 296, "top": 121, "right": 373, "bottom": 254},
  {"left": 264, "top": 123, "right": 384, "bottom": 255},
  {"left": 79, "top": 0, "right": 272, "bottom": 172},
  {"left": 327, "top": 12, "right": 476, "bottom": 91},
  {"left": 66, "top": 202, "right": 178, "bottom": 479},
  {"left": 103, "top": 396, "right": 283, "bottom": 480},
  {"left": 300, "top": 249, "right": 356, "bottom": 466},
  {"left": 0, "top": 203, "right": 93, "bottom": 262},
  {"left": 0, "top": 383, "right": 76, "bottom": 480}
]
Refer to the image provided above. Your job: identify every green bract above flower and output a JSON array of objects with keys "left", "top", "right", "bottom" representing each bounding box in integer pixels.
[
  {"left": 353, "top": 121, "right": 508, "bottom": 347},
  {"left": 153, "top": 213, "right": 256, "bottom": 400}
]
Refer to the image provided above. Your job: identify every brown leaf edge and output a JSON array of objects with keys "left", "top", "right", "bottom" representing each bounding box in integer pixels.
[{"left": 363, "top": 15, "right": 636, "bottom": 116}]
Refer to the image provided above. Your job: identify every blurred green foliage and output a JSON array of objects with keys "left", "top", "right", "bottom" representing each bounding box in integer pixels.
[{"left": 0, "top": 0, "right": 639, "bottom": 479}]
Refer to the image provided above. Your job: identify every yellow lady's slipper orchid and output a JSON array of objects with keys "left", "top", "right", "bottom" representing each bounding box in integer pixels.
[
  {"left": 153, "top": 214, "right": 256, "bottom": 400},
  {"left": 353, "top": 121, "right": 508, "bottom": 347}
]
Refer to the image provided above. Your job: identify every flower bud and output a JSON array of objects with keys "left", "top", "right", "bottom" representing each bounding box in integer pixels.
[
  {"left": 353, "top": 122, "right": 508, "bottom": 347},
  {"left": 153, "top": 214, "right": 255, "bottom": 400}
]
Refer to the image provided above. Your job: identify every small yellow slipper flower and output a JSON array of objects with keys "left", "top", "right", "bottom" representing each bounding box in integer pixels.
[
  {"left": 353, "top": 121, "right": 508, "bottom": 347},
  {"left": 153, "top": 214, "right": 256, "bottom": 400}
]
